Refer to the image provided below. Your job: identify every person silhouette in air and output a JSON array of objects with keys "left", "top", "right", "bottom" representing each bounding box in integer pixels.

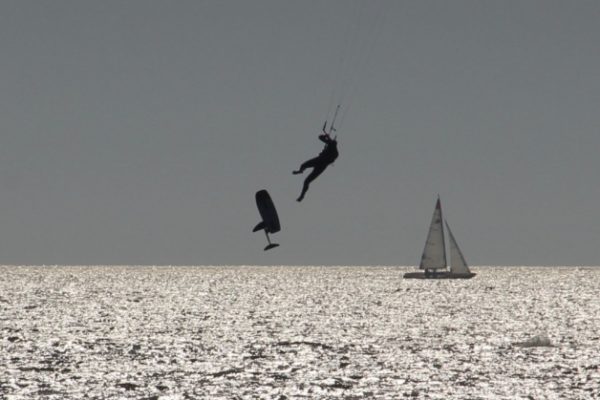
[{"left": 293, "top": 129, "right": 339, "bottom": 202}]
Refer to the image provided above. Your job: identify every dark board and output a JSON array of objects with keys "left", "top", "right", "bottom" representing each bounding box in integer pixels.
[{"left": 255, "top": 190, "right": 280, "bottom": 234}]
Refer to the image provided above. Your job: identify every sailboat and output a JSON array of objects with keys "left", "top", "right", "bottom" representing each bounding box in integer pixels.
[{"left": 403, "top": 197, "right": 476, "bottom": 279}]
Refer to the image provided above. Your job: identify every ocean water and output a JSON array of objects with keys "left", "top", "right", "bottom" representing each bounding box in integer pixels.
[{"left": 1, "top": 265, "right": 599, "bottom": 400}]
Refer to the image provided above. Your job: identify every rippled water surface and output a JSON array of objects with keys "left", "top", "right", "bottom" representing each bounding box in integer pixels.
[{"left": 1, "top": 266, "right": 599, "bottom": 399}]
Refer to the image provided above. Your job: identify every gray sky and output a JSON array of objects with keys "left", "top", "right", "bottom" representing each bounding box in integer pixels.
[{"left": 1, "top": 1, "right": 599, "bottom": 266}]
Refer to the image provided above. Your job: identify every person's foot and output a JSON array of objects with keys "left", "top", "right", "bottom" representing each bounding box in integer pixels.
[
  {"left": 292, "top": 170, "right": 302, "bottom": 175},
  {"left": 296, "top": 195, "right": 304, "bottom": 202}
]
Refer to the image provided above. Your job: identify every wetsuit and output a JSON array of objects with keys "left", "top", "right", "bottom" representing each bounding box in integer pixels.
[{"left": 293, "top": 134, "right": 339, "bottom": 202}]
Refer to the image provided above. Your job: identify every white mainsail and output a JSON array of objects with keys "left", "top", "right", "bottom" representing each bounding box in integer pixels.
[
  {"left": 445, "top": 220, "right": 471, "bottom": 275},
  {"left": 419, "top": 197, "right": 447, "bottom": 270}
]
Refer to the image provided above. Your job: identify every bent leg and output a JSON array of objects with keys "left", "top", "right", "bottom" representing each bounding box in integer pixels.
[
  {"left": 294, "top": 157, "right": 320, "bottom": 174},
  {"left": 297, "top": 165, "right": 326, "bottom": 201}
]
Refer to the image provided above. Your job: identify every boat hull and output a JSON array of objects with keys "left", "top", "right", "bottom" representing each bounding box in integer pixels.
[{"left": 403, "top": 271, "right": 476, "bottom": 280}]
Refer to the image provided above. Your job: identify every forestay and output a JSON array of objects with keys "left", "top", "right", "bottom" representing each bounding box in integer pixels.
[{"left": 445, "top": 221, "right": 471, "bottom": 275}]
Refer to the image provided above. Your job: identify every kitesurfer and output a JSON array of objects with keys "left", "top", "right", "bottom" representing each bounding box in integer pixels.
[{"left": 293, "top": 131, "right": 339, "bottom": 202}]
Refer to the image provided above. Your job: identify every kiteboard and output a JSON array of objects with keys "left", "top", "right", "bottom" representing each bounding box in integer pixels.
[{"left": 252, "top": 189, "right": 280, "bottom": 250}]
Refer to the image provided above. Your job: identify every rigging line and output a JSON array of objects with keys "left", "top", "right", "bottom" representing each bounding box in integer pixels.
[
  {"left": 334, "top": 0, "right": 371, "bottom": 110},
  {"left": 355, "top": 5, "right": 384, "bottom": 94},
  {"left": 338, "top": 1, "right": 388, "bottom": 130},
  {"left": 324, "top": 0, "right": 364, "bottom": 124},
  {"left": 322, "top": 1, "right": 388, "bottom": 134},
  {"left": 322, "top": 104, "right": 341, "bottom": 134},
  {"left": 324, "top": 5, "right": 353, "bottom": 123},
  {"left": 328, "top": 1, "right": 386, "bottom": 130}
]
